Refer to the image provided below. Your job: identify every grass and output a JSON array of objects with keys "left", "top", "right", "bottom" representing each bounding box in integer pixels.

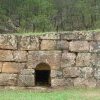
[
  {"left": 0, "top": 88, "right": 100, "bottom": 100},
  {"left": 13, "top": 32, "right": 47, "bottom": 36},
  {"left": 10, "top": 29, "right": 100, "bottom": 36}
]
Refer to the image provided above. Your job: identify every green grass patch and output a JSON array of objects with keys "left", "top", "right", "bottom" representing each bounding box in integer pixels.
[{"left": 0, "top": 88, "right": 100, "bottom": 100}]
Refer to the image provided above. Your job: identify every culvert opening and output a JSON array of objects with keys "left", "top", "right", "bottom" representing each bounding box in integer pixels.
[{"left": 35, "top": 63, "right": 51, "bottom": 87}]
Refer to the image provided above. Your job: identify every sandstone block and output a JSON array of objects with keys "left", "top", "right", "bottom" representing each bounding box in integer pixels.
[
  {"left": 18, "top": 75, "right": 35, "bottom": 87},
  {"left": 94, "top": 68, "right": 100, "bottom": 80},
  {"left": 93, "top": 32, "right": 100, "bottom": 40},
  {"left": 0, "top": 50, "right": 14, "bottom": 61},
  {"left": 40, "top": 33, "right": 60, "bottom": 39},
  {"left": 64, "top": 78, "right": 74, "bottom": 87},
  {"left": 63, "top": 67, "right": 80, "bottom": 78},
  {"left": 95, "top": 54, "right": 100, "bottom": 67},
  {"left": 13, "top": 51, "right": 27, "bottom": 62},
  {"left": 0, "top": 34, "right": 17, "bottom": 50},
  {"left": 20, "top": 69, "right": 35, "bottom": 75},
  {"left": 60, "top": 32, "right": 76, "bottom": 40},
  {"left": 51, "top": 70, "right": 63, "bottom": 78},
  {"left": 60, "top": 31, "right": 93, "bottom": 40},
  {"left": 41, "top": 40, "right": 69, "bottom": 50},
  {"left": 69, "top": 41, "right": 89, "bottom": 52},
  {"left": 76, "top": 53, "right": 91, "bottom": 67},
  {"left": 18, "top": 36, "right": 39, "bottom": 50},
  {"left": 73, "top": 31, "right": 93, "bottom": 40},
  {"left": 80, "top": 67, "right": 93, "bottom": 78},
  {"left": 2, "top": 62, "right": 26, "bottom": 74},
  {"left": 90, "top": 42, "right": 100, "bottom": 52},
  {"left": 61, "top": 52, "right": 76, "bottom": 67},
  {"left": 56, "top": 40, "right": 69, "bottom": 50},
  {"left": 91, "top": 53, "right": 100, "bottom": 67},
  {"left": 41, "top": 40, "right": 56, "bottom": 50},
  {"left": 96, "top": 80, "right": 100, "bottom": 87},
  {"left": 27, "top": 51, "right": 61, "bottom": 70},
  {"left": 0, "top": 74, "right": 17, "bottom": 86},
  {"left": 74, "top": 78, "right": 96, "bottom": 88},
  {"left": 0, "top": 62, "right": 3, "bottom": 73},
  {"left": 90, "top": 53, "right": 97, "bottom": 66},
  {"left": 51, "top": 78, "right": 65, "bottom": 87}
]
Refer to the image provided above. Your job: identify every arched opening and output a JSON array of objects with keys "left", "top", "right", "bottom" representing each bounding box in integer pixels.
[{"left": 35, "top": 63, "right": 51, "bottom": 86}]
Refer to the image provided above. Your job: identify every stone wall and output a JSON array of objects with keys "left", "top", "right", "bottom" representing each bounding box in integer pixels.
[{"left": 0, "top": 31, "right": 100, "bottom": 88}]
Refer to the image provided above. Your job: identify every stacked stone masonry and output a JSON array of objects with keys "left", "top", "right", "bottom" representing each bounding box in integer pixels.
[{"left": 0, "top": 31, "right": 100, "bottom": 88}]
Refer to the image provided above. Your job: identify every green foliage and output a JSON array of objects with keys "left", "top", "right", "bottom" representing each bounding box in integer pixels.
[{"left": 0, "top": 0, "right": 100, "bottom": 33}]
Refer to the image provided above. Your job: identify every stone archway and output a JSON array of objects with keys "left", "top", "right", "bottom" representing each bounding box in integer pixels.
[{"left": 35, "top": 63, "right": 51, "bottom": 86}]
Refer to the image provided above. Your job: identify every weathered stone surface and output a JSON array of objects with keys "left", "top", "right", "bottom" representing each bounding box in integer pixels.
[
  {"left": 69, "top": 41, "right": 89, "bottom": 52},
  {"left": 51, "top": 70, "right": 63, "bottom": 78},
  {"left": 27, "top": 51, "right": 61, "bottom": 70},
  {"left": 41, "top": 40, "right": 56, "bottom": 50},
  {"left": 0, "top": 62, "right": 3, "bottom": 73},
  {"left": 20, "top": 69, "right": 35, "bottom": 75},
  {"left": 0, "top": 50, "right": 14, "bottom": 61},
  {"left": 2, "top": 62, "right": 26, "bottom": 74},
  {"left": 64, "top": 78, "right": 74, "bottom": 87},
  {"left": 60, "top": 32, "right": 76, "bottom": 40},
  {"left": 94, "top": 68, "right": 100, "bottom": 80},
  {"left": 56, "top": 40, "right": 69, "bottom": 50},
  {"left": 96, "top": 80, "right": 100, "bottom": 87},
  {"left": 76, "top": 53, "right": 91, "bottom": 67},
  {"left": 0, "top": 35, "right": 17, "bottom": 50},
  {"left": 90, "top": 42, "right": 100, "bottom": 52},
  {"left": 51, "top": 77, "right": 73, "bottom": 87},
  {"left": 18, "top": 36, "right": 39, "bottom": 50},
  {"left": 60, "top": 31, "right": 93, "bottom": 40},
  {"left": 51, "top": 78, "right": 65, "bottom": 87},
  {"left": 18, "top": 75, "right": 35, "bottom": 87},
  {"left": 63, "top": 67, "right": 80, "bottom": 78},
  {"left": 90, "top": 53, "right": 97, "bottom": 66},
  {"left": 93, "top": 32, "right": 100, "bottom": 40},
  {"left": 73, "top": 31, "right": 93, "bottom": 40},
  {"left": 80, "top": 67, "right": 93, "bottom": 78},
  {"left": 0, "top": 74, "right": 17, "bottom": 86},
  {"left": 61, "top": 52, "right": 76, "bottom": 67},
  {"left": 40, "top": 33, "right": 60, "bottom": 39},
  {"left": 74, "top": 78, "right": 96, "bottom": 88},
  {"left": 91, "top": 53, "right": 100, "bottom": 67},
  {"left": 13, "top": 51, "right": 27, "bottom": 62}
]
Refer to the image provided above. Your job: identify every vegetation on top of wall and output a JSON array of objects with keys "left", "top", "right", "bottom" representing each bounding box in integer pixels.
[{"left": 7, "top": 29, "right": 100, "bottom": 36}]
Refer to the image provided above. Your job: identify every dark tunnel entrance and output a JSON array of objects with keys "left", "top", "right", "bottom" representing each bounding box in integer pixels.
[{"left": 35, "top": 63, "right": 51, "bottom": 86}]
